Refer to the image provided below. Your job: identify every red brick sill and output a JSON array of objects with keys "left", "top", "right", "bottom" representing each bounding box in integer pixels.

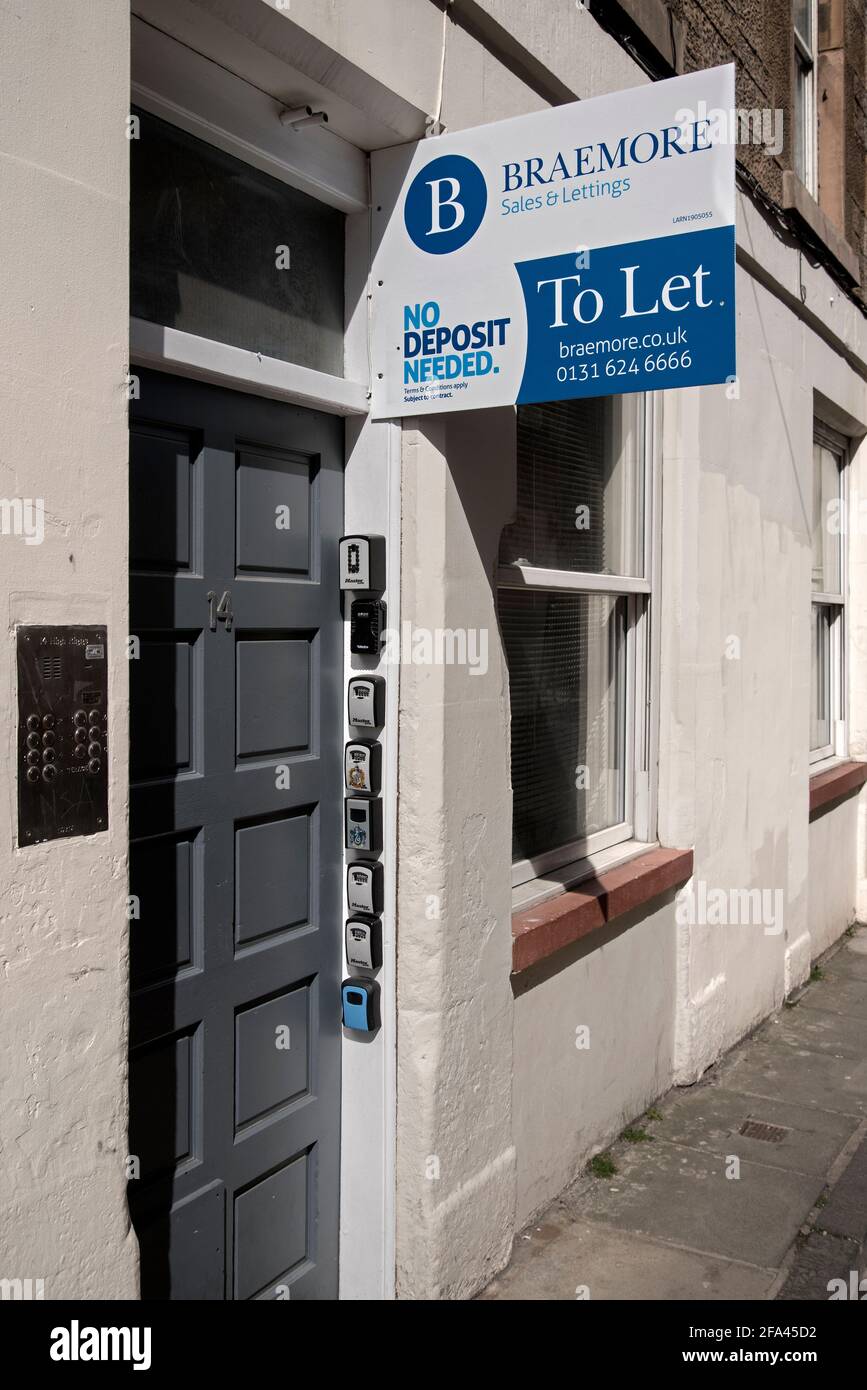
[
  {"left": 512, "top": 846, "right": 693, "bottom": 975},
  {"left": 809, "top": 760, "right": 867, "bottom": 817}
]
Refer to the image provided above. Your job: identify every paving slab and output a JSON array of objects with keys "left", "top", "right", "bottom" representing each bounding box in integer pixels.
[
  {"left": 798, "top": 974, "right": 867, "bottom": 1020},
  {"left": 715, "top": 1039, "right": 867, "bottom": 1116},
  {"left": 756, "top": 1006, "right": 867, "bottom": 1061},
  {"left": 558, "top": 1141, "right": 823, "bottom": 1267},
  {"left": 826, "top": 956, "right": 867, "bottom": 984},
  {"left": 654, "top": 1085, "right": 859, "bottom": 1176},
  {"left": 478, "top": 1218, "right": 777, "bottom": 1301},
  {"left": 825, "top": 933, "right": 867, "bottom": 976}
]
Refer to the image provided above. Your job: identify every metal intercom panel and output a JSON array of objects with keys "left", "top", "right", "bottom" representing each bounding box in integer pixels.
[{"left": 17, "top": 625, "right": 109, "bottom": 845}]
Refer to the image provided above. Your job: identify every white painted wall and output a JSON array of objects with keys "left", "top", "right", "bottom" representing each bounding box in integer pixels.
[
  {"left": 660, "top": 205, "right": 867, "bottom": 1082},
  {"left": 0, "top": 3, "right": 137, "bottom": 1297},
  {"left": 257, "top": 0, "right": 641, "bottom": 121},
  {"left": 808, "top": 802, "right": 858, "bottom": 959},
  {"left": 513, "top": 899, "right": 678, "bottom": 1228},
  {"left": 395, "top": 410, "right": 517, "bottom": 1299}
]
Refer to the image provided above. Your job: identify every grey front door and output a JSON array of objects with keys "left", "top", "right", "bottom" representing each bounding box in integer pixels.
[{"left": 128, "top": 368, "right": 343, "bottom": 1299}]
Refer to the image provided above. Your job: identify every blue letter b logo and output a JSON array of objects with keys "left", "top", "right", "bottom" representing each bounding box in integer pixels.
[{"left": 404, "top": 154, "right": 487, "bottom": 254}]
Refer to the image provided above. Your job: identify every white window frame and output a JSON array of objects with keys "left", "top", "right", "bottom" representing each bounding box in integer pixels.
[
  {"left": 810, "top": 420, "right": 848, "bottom": 768},
  {"left": 794, "top": 0, "right": 818, "bottom": 196},
  {"left": 498, "top": 393, "right": 659, "bottom": 890}
]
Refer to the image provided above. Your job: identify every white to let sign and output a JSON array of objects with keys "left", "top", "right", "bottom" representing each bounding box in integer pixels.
[{"left": 370, "top": 65, "right": 736, "bottom": 418}]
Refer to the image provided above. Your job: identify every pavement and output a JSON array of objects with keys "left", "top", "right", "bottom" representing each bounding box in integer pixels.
[{"left": 480, "top": 925, "right": 867, "bottom": 1301}]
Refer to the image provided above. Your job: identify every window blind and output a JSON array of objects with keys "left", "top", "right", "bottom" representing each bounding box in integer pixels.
[{"left": 500, "top": 589, "right": 625, "bottom": 862}]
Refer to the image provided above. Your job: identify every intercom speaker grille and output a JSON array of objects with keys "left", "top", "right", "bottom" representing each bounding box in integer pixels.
[{"left": 39, "top": 654, "right": 62, "bottom": 680}]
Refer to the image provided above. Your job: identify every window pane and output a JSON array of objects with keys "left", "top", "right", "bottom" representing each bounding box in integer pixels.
[
  {"left": 500, "top": 589, "right": 627, "bottom": 862},
  {"left": 810, "top": 603, "right": 832, "bottom": 751},
  {"left": 812, "top": 442, "right": 841, "bottom": 594},
  {"left": 794, "top": 0, "right": 812, "bottom": 49},
  {"left": 499, "top": 396, "right": 644, "bottom": 576},
  {"left": 131, "top": 109, "right": 345, "bottom": 375},
  {"left": 793, "top": 56, "right": 810, "bottom": 186}
]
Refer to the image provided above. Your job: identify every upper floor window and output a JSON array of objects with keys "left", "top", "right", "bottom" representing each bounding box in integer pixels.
[
  {"left": 793, "top": 0, "right": 818, "bottom": 195},
  {"left": 810, "top": 421, "right": 848, "bottom": 763}
]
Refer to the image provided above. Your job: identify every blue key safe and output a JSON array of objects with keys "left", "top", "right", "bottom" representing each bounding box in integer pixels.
[{"left": 342, "top": 978, "right": 379, "bottom": 1033}]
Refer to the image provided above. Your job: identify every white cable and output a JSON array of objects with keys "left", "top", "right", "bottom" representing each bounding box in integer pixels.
[
  {"left": 366, "top": 156, "right": 374, "bottom": 399},
  {"left": 428, "top": 0, "right": 453, "bottom": 136}
]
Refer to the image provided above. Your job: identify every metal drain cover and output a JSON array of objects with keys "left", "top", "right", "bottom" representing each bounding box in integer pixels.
[{"left": 739, "top": 1119, "right": 789, "bottom": 1143}]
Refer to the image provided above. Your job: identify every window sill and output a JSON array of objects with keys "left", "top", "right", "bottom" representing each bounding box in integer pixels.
[
  {"left": 809, "top": 759, "right": 867, "bottom": 818},
  {"left": 511, "top": 845, "right": 693, "bottom": 975},
  {"left": 512, "top": 838, "right": 653, "bottom": 913},
  {"left": 781, "top": 172, "right": 860, "bottom": 287}
]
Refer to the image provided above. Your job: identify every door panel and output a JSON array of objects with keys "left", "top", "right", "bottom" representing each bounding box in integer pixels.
[{"left": 128, "top": 369, "right": 343, "bottom": 1300}]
